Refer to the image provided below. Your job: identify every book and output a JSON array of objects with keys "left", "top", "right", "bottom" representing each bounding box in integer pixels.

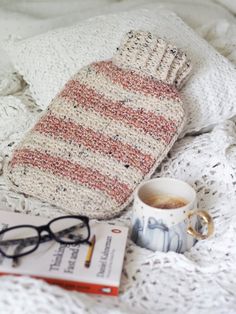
[{"left": 0, "top": 210, "right": 128, "bottom": 296}]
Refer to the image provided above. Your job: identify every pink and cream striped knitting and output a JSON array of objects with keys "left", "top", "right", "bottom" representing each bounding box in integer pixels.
[{"left": 5, "top": 30, "right": 192, "bottom": 219}]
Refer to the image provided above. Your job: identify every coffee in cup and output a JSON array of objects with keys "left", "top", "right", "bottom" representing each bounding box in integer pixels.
[{"left": 131, "top": 177, "right": 214, "bottom": 253}]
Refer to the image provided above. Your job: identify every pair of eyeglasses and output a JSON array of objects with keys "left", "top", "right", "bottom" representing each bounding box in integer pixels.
[{"left": 0, "top": 215, "right": 91, "bottom": 266}]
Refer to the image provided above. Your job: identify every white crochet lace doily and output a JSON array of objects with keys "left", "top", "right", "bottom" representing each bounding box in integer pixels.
[{"left": 1, "top": 4, "right": 236, "bottom": 314}]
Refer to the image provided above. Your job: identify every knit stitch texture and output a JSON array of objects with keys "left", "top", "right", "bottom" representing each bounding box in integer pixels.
[{"left": 4, "top": 30, "right": 192, "bottom": 219}]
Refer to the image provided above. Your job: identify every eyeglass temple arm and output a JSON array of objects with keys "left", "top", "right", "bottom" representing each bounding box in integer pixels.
[
  {"left": 10, "top": 234, "right": 54, "bottom": 268},
  {"left": 11, "top": 233, "right": 56, "bottom": 268}
]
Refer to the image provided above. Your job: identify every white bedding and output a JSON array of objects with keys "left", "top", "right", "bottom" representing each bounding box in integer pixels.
[{"left": 0, "top": 0, "right": 236, "bottom": 313}]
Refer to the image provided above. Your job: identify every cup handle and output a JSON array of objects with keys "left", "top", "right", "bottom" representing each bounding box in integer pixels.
[{"left": 187, "top": 210, "right": 214, "bottom": 240}]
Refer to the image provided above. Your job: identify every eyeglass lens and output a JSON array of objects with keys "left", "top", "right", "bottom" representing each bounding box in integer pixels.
[
  {"left": 0, "top": 227, "right": 39, "bottom": 257},
  {"left": 49, "top": 217, "right": 89, "bottom": 244}
]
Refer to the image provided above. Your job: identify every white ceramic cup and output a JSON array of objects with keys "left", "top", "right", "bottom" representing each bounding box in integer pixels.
[{"left": 131, "top": 177, "right": 214, "bottom": 253}]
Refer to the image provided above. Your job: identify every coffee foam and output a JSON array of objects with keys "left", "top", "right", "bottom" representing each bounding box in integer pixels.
[{"left": 145, "top": 194, "right": 187, "bottom": 209}]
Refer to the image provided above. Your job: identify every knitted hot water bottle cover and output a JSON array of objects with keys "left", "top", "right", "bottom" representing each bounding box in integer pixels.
[{"left": 5, "top": 30, "right": 192, "bottom": 219}]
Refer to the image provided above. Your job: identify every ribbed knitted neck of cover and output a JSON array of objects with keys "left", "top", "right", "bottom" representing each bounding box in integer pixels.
[{"left": 112, "top": 30, "right": 192, "bottom": 90}]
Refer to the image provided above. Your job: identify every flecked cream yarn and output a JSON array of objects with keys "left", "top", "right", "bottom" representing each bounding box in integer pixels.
[{"left": 4, "top": 30, "right": 192, "bottom": 219}]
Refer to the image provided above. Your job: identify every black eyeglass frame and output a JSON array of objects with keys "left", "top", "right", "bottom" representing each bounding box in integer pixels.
[{"left": 0, "top": 215, "right": 91, "bottom": 259}]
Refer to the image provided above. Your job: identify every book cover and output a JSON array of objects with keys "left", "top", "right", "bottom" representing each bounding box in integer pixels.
[{"left": 0, "top": 210, "right": 128, "bottom": 296}]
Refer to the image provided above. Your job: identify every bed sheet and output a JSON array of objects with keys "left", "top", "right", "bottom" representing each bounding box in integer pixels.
[{"left": 0, "top": 1, "right": 236, "bottom": 313}]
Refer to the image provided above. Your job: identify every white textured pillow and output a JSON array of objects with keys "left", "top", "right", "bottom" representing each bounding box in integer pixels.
[{"left": 6, "top": 8, "right": 236, "bottom": 135}]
